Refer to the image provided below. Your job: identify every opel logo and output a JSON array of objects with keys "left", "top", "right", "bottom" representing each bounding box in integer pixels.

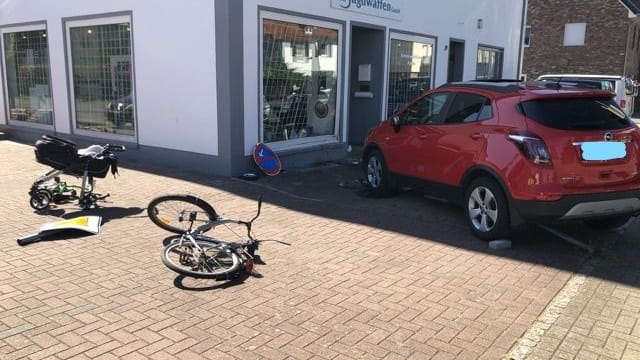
[{"left": 604, "top": 132, "right": 613, "bottom": 142}]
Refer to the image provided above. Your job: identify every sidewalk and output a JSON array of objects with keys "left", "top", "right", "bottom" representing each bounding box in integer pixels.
[{"left": 1, "top": 138, "right": 640, "bottom": 359}]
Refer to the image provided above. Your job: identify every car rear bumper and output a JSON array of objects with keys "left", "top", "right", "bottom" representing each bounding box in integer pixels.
[{"left": 511, "top": 189, "right": 640, "bottom": 222}]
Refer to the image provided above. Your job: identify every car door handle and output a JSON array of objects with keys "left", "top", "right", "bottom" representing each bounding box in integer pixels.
[
  {"left": 416, "top": 129, "right": 428, "bottom": 140},
  {"left": 470, "top": 133, "right": 482, "bottom": 140}
]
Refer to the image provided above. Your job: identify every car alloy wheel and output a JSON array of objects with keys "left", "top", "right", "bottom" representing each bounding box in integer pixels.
[
  {"left": 464, "top": 177, "right": 510, "bottom": 240},
  {"left": 367, "top": 155, "right": 383, "bottom": 189},
  {"left": 468, "top": 186, "right": 498, "bottom": 233}
]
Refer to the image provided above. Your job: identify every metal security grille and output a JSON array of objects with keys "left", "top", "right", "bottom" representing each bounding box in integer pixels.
[
  {"left": 387, "top": 38, "right": 433, "bottom": 117},
  {"left": 70, "top": 22, "right": 134, "bottom": 136},
  {"left": 3, "top": 30, "right": 53, "bottom": 125},
  {"left": 262, "top": 18, "right": 338, "bottom": 143}
]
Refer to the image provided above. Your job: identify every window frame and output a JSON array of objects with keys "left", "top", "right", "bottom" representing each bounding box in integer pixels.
[
  {"left": 64, "top": 14, "right": 136, "bottom": 141},
  {"left": 563, "top": 22, "right": 586, "bottom": 47},
  {"left": 259, "top": 11, "right": 343, "bottom": 150},
  {"left": 1, "top": 23, "right": 54, "bottom": 130},
  {"left": 523, "top": 25, "right": 531, "bottom": 47},
  {"left": 386, "top": 32, "right": 436, "bottom": 117},
  {"left": 476, "top": 45, "right": 504, "bottom": 80}
]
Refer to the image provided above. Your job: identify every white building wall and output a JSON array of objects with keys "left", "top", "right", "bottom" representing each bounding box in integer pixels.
[
  {"left": 243, "top": 0, "right": 525, "bottom": 155},
  {"left": 1, "top": 0, "right": 524, "bottom": 159},
  {"left": 0, "top": 0, "right": 219, "bottom": 155}
]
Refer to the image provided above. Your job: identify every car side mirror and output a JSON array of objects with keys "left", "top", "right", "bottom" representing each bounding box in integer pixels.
[{"left": 391, "top": 114, "right": 401, "bottom": 132}]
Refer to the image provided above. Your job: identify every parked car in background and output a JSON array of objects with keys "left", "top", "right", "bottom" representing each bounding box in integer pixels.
[
  {"left": 106, "top": 94, "right": 134, "bottom": 128},
  {"left": 537, "top": 74, "right": 638, "bottom": 116},
  {"left": 363, "top": 80, "right": 640, "bottom": 240}
]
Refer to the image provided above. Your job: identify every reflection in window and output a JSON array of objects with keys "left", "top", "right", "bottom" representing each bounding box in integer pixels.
[
  {"left": 387, "top": 38, "right": 433, "bottom": 117},
  {"left": 476, "top": 46, "right": 503, "bottom": 80},
  {"left": 445, "top": 93, "right": 491, "bottom": 123},
  {"left": 262, "top": 18, "right": 338, "bottom": 143},
  {"left": 400, "top": 93, "right": 448, "bottom": 125},
  {"left": 69, "top": 22, "right": 134, "bottom": 136},
  {"left": 3, "top": 29, "right": 53, "bottom": 125}
]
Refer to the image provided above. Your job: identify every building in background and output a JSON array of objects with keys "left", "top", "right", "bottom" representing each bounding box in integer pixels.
[
  {"left": 522, "top": 0, "right": 640, "bottom": 81},
  {"left": 0, "top": 0, "right": 526, "bottom": 176}
]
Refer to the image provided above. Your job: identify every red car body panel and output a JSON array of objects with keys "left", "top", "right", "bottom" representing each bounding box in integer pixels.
[{"left": 363, "top": 81, "right": 640, "bottom": 226}]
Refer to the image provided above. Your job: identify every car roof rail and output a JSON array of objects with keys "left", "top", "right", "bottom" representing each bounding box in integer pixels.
[
  {"left": 471, "top": 79, "right": 523, "bottom": 83},
  {"left": 442, "top": 80, "right": 524, "bottom": 93},
  {"left": 529, "top": 79, "right": 602, "bottom": 90}
]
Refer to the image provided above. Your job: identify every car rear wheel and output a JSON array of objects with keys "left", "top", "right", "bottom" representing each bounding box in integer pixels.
[
  {"left": 464, "top": 177, "right": 510, "bottom": 241},
  {"left": 365, "top": 149, "right": 393, "bottom": 196},
  {"left": 584, "top": 215, "right": 632, "bottom": 230}
]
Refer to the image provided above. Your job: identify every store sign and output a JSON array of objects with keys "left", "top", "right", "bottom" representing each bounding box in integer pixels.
[{"left": 331, "top": 0, "right": 402, "bottom": 20}]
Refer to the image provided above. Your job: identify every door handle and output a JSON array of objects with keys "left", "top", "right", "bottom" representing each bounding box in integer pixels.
[
  {"left": 470, "top": 133, "right": 482, "bottom": 140},
  {"left": 416, "top": 129, "right": 427, "bottom": 140}
]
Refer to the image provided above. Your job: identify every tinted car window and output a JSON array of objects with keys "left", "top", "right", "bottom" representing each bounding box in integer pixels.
[
  {"left": 400, "top": 93, "right": 449, "bottom": 125},
  {"left": 445, "top": 93, "right": 492, "bottom": 123},
  {"left": 521, "top": 97, "right": 631, "bottom": 130}
]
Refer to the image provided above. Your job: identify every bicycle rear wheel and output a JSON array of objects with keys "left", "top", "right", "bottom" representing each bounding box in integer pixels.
[
  {"left": 161, "top": 239, "right": 242, "bottom": 279},
  {"left": 147, "top": 195, "right": 217, "bottom": 233}
]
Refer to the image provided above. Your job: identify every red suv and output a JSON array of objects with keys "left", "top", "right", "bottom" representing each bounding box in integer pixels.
[{"left": 362, "top": 81, "right": 640, "bottom": 240}]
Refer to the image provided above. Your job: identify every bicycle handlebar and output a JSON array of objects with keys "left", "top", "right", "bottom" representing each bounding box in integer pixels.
[
  {"left": 193, "top": 196, "right": 263, "bottom": 239},
  {"left": 105, "top": 144, "right": 126, "bottom": 152}
]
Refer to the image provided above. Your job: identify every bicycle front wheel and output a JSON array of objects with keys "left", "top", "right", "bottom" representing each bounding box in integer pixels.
[
  {"left": 161, "top": 240, "right": 242, "bottom": 279},
  {"left": 147, "top": 195, "right": 217, "bottom": 233}
]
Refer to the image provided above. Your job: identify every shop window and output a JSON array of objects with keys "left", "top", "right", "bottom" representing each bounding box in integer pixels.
[
  {"left": 387, "top": 35, "right": 435, "bottom": 117},
  {"left": 563, "top": 23, "right": 586, "bottom": 46},
  {"left": 1, "top": 26, "right": 53, "bottom": 126},
  {"left": 476, "top": 46, "right": 503, "bottom": 80},
  {"left": 66, "top": 16, "right": 135, "bottom": 137},
  {"left": 262, "top": 16, "right": 340, "bottom": 144}
]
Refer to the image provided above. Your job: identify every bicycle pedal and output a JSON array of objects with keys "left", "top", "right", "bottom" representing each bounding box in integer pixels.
[{"left": 94, "top": 193, "right": 110, "bottom": 200}]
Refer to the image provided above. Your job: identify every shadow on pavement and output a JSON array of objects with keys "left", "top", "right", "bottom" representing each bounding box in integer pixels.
[
  {"left": 10, "top": 137, "right": 638, "bottom": 286},
  {"left": 123, "top": 157, "right": 637, "bottom": 282}
]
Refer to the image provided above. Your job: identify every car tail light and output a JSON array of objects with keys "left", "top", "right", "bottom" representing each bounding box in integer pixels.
[
  {"left": 507, "top": 133, "right": 552, "bottom": 165},
  {"left": 620, "top": 99, "right": 627, "bottom": 109}
]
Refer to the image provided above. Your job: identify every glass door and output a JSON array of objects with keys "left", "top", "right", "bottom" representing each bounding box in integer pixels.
[{"left": 387, "top": 33, "right": 435, "bottom": 117}]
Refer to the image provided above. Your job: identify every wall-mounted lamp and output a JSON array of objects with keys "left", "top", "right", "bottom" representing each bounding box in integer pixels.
[
  {"left": 477, "top": 19, "right": 483, "bottom": 29},
  {"left": 444, "top": 45, "right": 449, "bottom": 51}
]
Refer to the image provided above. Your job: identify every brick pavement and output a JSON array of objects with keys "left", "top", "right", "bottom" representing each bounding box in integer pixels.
[{"left": 0, "top": 138, "right": 639, "bottom": 359}]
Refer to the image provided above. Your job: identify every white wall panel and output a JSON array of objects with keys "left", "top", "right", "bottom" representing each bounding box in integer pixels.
[{"left": 0, "top": 0, "right": 218, "bottom": 155}]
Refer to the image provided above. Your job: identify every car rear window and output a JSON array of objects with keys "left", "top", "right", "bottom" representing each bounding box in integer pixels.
[{"left": 520, "top": 97, "right": 632, "bottom": 130}]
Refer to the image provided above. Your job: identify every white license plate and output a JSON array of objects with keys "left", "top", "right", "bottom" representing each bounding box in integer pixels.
[{"left": 578, "top": 141, "right": 626, "bottom": 161}]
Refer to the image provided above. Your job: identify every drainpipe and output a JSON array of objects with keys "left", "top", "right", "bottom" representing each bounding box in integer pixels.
[
  {"left": 623, "top": 19, "right": 631, "bottom": 76},
  {"left": 517, "top": 0, "right": 528, "bottom": 80}
]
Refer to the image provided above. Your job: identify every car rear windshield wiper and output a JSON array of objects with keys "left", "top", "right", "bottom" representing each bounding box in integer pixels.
[{"left": 597, "top": 101, "right": 627, "bottom": 121}]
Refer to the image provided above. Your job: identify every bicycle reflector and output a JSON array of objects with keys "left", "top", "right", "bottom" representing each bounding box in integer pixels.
[{"left": 244, "top": 260, "right": 254, "bottom": 274}]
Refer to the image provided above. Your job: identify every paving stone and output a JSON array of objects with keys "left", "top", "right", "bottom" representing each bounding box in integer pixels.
[{"left": 2, "top": 139, "right": 640, "bottom": 359}]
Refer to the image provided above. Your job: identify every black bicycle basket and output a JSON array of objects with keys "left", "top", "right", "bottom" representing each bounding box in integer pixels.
[
  {"left": 34, "top": 135, "right": 116, "bottom": 178},
  {"left": 67, "top": 153, "right": 115, "bottom": 178},
  {"left": 34, "top": 135, "right": 79, "bottom": 170}
]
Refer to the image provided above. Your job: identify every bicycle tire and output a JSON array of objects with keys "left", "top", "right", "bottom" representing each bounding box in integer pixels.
[
  {"left": 161, "top": 239, "right": 242, "bottom": 279},
  {"left": 30, "top": 190, "right": 51, "bottom": 210},
  {"left": 147, "top": 194, "right": 217, "bottom": 233}
]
